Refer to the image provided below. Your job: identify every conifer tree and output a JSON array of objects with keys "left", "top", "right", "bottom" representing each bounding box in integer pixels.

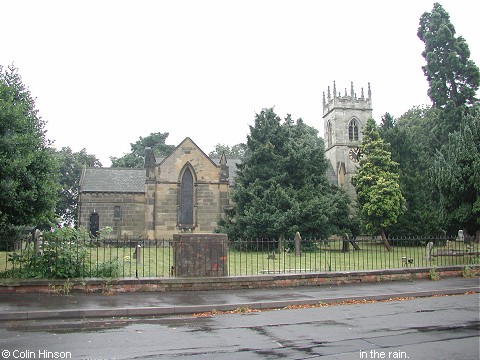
[
  {"left": 379, "top": 108, "right": 442, "bottom": 236},
  {"left": 431, "top": 111, "right": 480, "bottom": 238},
  {"left": 352, "top": 119, "right": 405, "bottom": 251},
  {"left": 418, "top": 2, "right": 480, "bottom": 144},
  {"left": 219, "top": 108, "right": 350, "bottom": 241}
]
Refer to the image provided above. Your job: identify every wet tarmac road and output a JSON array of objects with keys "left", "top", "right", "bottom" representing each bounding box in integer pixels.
[{"left": 1, "top": 293, "right": 478, "bottom": 359}]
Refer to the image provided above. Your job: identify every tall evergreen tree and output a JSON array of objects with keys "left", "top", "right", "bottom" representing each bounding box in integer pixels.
[
  {"left": 418, "top": 2, "right": 479, "bottom": 109},
  {"left": 418, "top": 3, "right": 480, "bottom": 238},
  {"left": 219, "top": 108, "right": 350, "bottom": 240},
  {"left": 352, "top": 119, "right": 405, "bottom": 250},
  {"left": 379, "top": 108, "right": 442, "bottom": 235},
  {"left": 431, "top": 111, "right": 480, "bottom": 238},
  {"left": 418, "top": 2, "right": 480, "bottom": 145}
]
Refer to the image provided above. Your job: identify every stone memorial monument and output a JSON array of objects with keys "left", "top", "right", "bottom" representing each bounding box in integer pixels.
[{"left": 172, "top": 233, "right": 228, "bottom": 277}]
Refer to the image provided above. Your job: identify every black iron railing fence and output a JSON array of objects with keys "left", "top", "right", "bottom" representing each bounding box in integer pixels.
[{"left": 0, "top": 236, "right": 478, "bottom": 279}]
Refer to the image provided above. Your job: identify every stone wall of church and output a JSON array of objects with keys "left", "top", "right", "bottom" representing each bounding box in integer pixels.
[
  {"left": 151, "top": 182, "right": 230, "bottom": 239},
  {"left": 150, "top": 138, "right": 230, "bottom": 239},
  {"left": 153, "top": 184, "right": 179, "bottom": 239},
  {"left": 196, "top": 184, "right": 229, "bottom": 232},
  {"left": 78, "top": 193, "right": 145, "bottom": 238}
]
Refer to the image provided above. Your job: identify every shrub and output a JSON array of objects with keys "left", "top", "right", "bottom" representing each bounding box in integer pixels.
[{"left": 1, "top": 226, "right": 119, "bottom": 279}]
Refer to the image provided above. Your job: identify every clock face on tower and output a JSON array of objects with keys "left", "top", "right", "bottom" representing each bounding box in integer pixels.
[{"left": 349, "top": 147, "right": 361, "bottom": 162}]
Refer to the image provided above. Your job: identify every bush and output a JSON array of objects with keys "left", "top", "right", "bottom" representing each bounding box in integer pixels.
[
  {"left": 1, "top": 226, "right": 119, "bottom": 279},
  {"left": 92, "top": 259, "right": 121, "bottom": 278}
]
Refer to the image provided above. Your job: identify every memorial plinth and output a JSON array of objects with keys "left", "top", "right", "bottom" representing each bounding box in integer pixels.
[{"left": 172, "top": 233, "right": 228, "bottom": 277}]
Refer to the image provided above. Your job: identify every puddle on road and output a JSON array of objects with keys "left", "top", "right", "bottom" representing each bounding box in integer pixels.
[
  {"left": 4, "top": 315, "right": 216, "bottom": 334},
  {"left": 412, "top": 321, "right": 480, "bottom": 333}
]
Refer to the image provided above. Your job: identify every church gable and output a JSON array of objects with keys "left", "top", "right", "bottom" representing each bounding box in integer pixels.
[{"left": 157, "top": 137, "right": 223, "bottom": 183}]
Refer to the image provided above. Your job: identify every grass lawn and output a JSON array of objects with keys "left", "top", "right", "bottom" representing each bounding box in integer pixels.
[{"left": 1, "top": 239, "right": 478, "bottom": 278}]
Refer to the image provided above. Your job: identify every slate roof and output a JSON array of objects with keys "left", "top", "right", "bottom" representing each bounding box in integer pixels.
[
  {"left": 80, "top": 157, "right": 242, "bottom": 193},
  {"left": 80, "top": 168, "right": 146, "bottom": 193}
]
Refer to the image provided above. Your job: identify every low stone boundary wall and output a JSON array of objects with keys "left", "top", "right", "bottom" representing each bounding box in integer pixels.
[{"left": 0, "top": 265, "right": 478, "bottom": 294}]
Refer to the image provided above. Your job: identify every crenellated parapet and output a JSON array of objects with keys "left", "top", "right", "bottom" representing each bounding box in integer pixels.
[{"left": 323, "top": 81, "right": 372, "bottom": 116}]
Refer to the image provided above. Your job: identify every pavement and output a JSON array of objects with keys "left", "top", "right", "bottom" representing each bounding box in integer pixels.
[{"left": 0, "top": 277, "right": 478, "bottom": 321}]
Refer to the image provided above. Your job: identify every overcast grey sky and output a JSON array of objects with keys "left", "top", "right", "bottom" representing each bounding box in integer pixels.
[{"left": 3, "top": 0, "right": 479, "bottom": 165}]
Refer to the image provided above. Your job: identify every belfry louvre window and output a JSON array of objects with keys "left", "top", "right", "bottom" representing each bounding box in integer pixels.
[
  {"left": 326, "top": 121, "right": 332, "bottom": 147},
  {"left": 179, "top": 167, "right": 194, "bottom": 228},
  {"left": 349, "top": 119, "right": 359, "bottom": 141}
]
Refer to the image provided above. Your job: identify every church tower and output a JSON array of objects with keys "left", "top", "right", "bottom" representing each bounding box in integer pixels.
[{"left": 323, "top": 81, "right": 372, "bottom": 200}]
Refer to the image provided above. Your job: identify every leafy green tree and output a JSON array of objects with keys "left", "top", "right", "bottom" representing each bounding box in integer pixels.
[
  {"left": 219, "top": 108, "right": 350, "bottom": 241},
  {"left": 110, "top": 132, "right": 175, "bottom": 168},
  {"left": 208, "top": 143, "right": 246, "bottom": 159},
  {"left": 418, "top": 2, "right": 480, "bottom": 144},
  {"left": 0, "top": 65, "right": 59, "bottom": 244},
  {"left": 431, "top": 111, "right": 480, "bottom": 238},
  {"left": 352, "top": 119, "right": 405, "bottom": 250},
  {"left": 55, "top": 147, "right": 102, "bottom": 227}
]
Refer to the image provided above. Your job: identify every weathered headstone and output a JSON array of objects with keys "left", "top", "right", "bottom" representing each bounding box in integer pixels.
[
  {"left": 457, "top": 230, "right": 464, "bottom": 242},
  {"left": 278, "top": 234, "right": 285, "bottom": 253},
  {"left": 33, "top": 229, "right": 41, "bottom": 253},
  {"left": 134, "top": 244, "right": 142, "bottom": 264},
  {"left": 294, "top": 232, "right": 301, "bottom": 256},
  {"left": 425, "top": 241, "right": 434, "bottom": 261}
]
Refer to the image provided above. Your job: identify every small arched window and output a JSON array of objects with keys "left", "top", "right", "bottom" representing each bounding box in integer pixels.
[
  {"left": 89, "top": 212, "right": 99, "bottom": 237},
  {"left": 326, "top": 121, "right": 332, "bottom": 148},
  {"left": 348, "top": 119, "right": 359, "bottom": 141}
]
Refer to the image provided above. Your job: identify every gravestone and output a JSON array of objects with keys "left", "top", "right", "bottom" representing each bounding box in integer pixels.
[
  {"left": 294, "top": 232, "right": 301, "bottom": 256},
  {"left": 457, "top": 230, "right": 464, "bottom": 242},
  {"left": 33, "top": 229, "right": 41, "bottom": 253},
  {"left": 425, "top": 241, "right": 434, "bottom": 261},
  {"left": 172, "top": 233, "right": 228, "bottom": 277},
  {"left": 134, "top": 244, "right": 142, "bottom": 264}
]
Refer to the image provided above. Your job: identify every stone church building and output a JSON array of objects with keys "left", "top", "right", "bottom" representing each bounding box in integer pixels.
[
  {"left": 78, "top": 82, "right": 372, "bottom": 239},
  {"left": 78, "top": 137, "right": 238, "bottom": 239}
]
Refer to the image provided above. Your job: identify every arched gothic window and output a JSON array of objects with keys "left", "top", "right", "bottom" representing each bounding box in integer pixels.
[
  {"left": 348, "top": 119, "right": 359, "bottom": 141},
  {"left": 89, "top": 212, "right": 99, "bottom": 237},
  {"left": 179, "top": 167, "right": 194, "bottom": 229},
  {"left": 326, "top": 121, "right": 332, "bottom": 148}
]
